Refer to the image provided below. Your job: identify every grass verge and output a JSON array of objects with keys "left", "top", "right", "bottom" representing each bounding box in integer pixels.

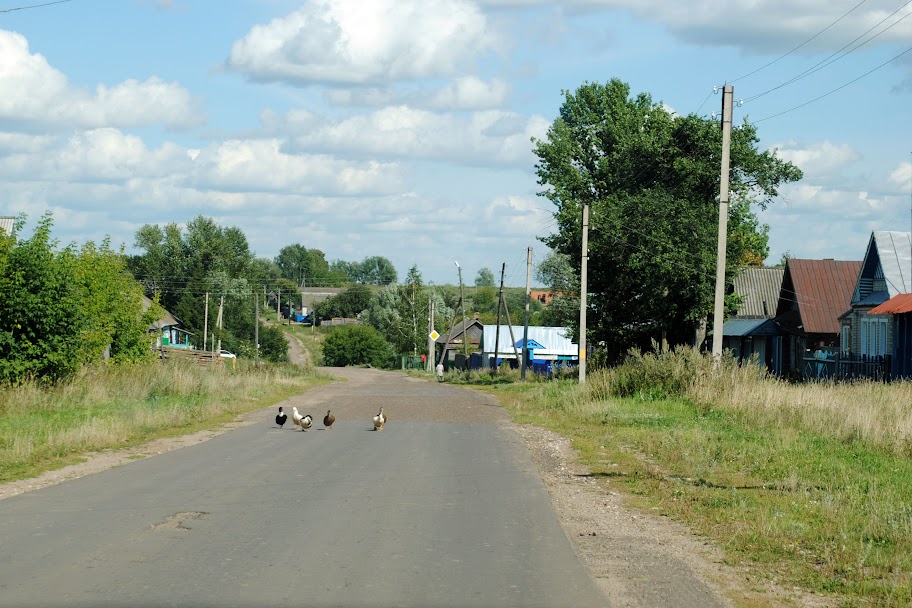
[
  {"left": 479, "top": 348, "right": 912, "bottom": 608},
  {"left": 0, "top": 359, "right": 331, "bottom": 483}
]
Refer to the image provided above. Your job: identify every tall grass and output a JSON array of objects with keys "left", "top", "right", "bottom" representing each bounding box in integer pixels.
[
  {"left": 0, "top": 360, "right": 326, "bottom": 483},
  {"left": 488, "top": 346, "right": 912, "bottom": 606}
]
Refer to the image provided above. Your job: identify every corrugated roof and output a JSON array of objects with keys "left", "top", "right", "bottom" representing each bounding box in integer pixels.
[
  {"left": 0, "top": 216, "right": 14, "bottom": 235},
  {"left": 869, "top": 293, "right": 912, "bottom": 315},
  {"left": 142, "top": 295, "right": 179, "bottom": 329},
  {"left": 779, "top": 259, "right": 862, "bottom": 335},
  {"left": 720, "top": 318, "right": 781, "bottom": 336},
  {"left": 872, "top": 231, "right": 912, "bottom": 297},
  {"left": 732, "top": 266, "right": 784, "bottom": 318}
]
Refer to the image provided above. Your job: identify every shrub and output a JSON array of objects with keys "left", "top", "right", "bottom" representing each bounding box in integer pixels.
[{"left": 321, "top": 324, "right": 395, "bottom": 368}]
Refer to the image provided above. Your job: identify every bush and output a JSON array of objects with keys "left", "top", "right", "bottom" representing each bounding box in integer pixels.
[{"left": 321, "top": 324, "right": 394, "bottom": 368}]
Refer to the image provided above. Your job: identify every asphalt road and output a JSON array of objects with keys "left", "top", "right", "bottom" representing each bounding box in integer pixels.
[{"left": 0, "top": 368, "right": 608, "bottom": 608}]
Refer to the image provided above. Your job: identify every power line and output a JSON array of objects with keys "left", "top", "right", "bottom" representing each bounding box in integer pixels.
[
  {"left": 753, "top": 45, "right": 912, "bottom": 123},
  {"left": 743, "top": 0, "right": 912, "bottom": 103},
  {"left": 729, "top": 0, "right": 870, "bottom": 84},
  {"left": 0, "top": 0, "right": 73, "bottom": 13}
]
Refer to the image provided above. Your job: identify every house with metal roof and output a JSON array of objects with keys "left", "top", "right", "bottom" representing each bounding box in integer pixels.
[
  {"left": 0, "top": 216, "right": 14, "bottom": 236},
  {"left": 774, "top": 258, "right": 862, "bottom": 377},
  {"left": 719, "top": 266, "right": 785, "bottom": 372},
  {"left": 436, "top": 314, "right": 484, "bottom": 370},
  {"left": 869, "top": 293, "right": 912, "bottom": 378},
  {"left": 839, "top": 232, "right": 912, "bottom": 379}
]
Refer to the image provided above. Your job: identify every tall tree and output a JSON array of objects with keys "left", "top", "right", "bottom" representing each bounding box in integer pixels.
[{"left": 533, "top": 79, "right": 801, "bottom": 359}]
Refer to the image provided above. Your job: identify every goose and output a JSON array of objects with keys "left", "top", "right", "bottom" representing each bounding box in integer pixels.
[
  {"left": 372, "top": 407, "right": 386, "bottom": 432},
  {"left": 323, "top": 410, "right": 335, "bottom": 430},
  {"left": 276, "top": 406, "right": 287, "bottom": 429}
]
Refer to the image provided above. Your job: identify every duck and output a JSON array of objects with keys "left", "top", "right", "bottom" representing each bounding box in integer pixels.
[
  {"left": 276, "top": 406, "right": 287, "bottom": 429},
  {"left": 300, "top": 414, "right": 313, "bottom": 431},
  {"left": 323, "top": 409, "right": 335, "bottom": 430},
  {"left": 372, "top": 407, "right": 386, "bottom": 432}
]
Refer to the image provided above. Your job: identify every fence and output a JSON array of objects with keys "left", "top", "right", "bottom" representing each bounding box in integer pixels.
[{"left": 802, "top": 353, "right": 891, "bottom": 382}]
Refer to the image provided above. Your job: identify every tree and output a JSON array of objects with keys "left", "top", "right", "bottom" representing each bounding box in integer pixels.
[
  {"left": 353, "top": 256, "right": 398, "bottom": 285},
  {"left": 535, "top": 251, "right": 579, "bottom": 329},
  {"left": 533, "top": 79, "right": 802, "bottom": 359},
  {"left": 321, "top": 324, "right": 395, "bottom": 368},
  {"left": 475, "top": 268, "right": 495, "bottom": 287},
  {"left": 313, "top": 284, "right": 373, "bottom": 319}
]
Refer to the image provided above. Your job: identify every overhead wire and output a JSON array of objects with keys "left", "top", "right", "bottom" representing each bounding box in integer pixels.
[{"left": 0, "top": 0, "right": 73, "bottom": 13}]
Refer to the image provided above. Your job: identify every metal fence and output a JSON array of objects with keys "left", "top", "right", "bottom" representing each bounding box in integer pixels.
[{"left": 802, "top": 353, "right": 892, "bottom": 382}]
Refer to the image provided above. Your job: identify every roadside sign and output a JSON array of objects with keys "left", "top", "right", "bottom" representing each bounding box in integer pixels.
[{"left": 429, "top": 330, "right": 440, "bottom": 341}]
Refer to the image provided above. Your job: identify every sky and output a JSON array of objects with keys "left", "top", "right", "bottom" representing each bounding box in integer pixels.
[{"left": 0, "top": 0, "right": 910, "bottom": 288}]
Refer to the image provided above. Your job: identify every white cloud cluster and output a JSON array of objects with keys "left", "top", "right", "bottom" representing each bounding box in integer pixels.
[
  {"left": 227, "top": 0, "right": 493, "bottom": 85},
  {"left": 773, "top": 140, "right": 860, "bottom": 177},
  {"left": 284, "top": 105, "right": 549, "bottom": 166},
  {"left": 0, "top": 30, "right": 204, "bottom": 131}
]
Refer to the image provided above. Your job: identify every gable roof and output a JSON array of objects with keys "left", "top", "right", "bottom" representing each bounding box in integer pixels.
[
  {"left": 482, "top": 326, "right": 577, "bottom": 356},
  {"left": 438, "top": 317, "right": 483, "bottom": 345},
  {"left": 0, "top": 216, "right": 14, "bottom": 236},
  {"left": 777, "top": 259, "right": 862, "bottom": 335},
  {"left": 869, "top": 293, "right": 912, "bottom": 315},
  {"left": 142, "top": 296, "right": 179, "bottom": 330},
  {"left": 732, "top": 266, "right": 784, "bottom": 318},
  {"left": 853, "top": 231, "right": 912, "bottom": 303},
  {"left": 720, "top": 318, "right": 781, "bottom": 337}
]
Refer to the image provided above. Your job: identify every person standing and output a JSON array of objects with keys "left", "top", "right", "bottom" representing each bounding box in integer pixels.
[{"left": 436, "top": 361, "right": 445, "bottom": 382}]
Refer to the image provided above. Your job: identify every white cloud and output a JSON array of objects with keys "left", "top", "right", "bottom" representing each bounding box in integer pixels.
[
  {"left": 773, "top": 140, "right": 860, "bottom": 177},
  {"left": 890, "top": 161, "right": 912, "bottom": 192},
  {"left": 226, "top": 0, "right": 494, "bottom": 85},
  {"left": 427, "top": 76, "right": 512, "bottom": 110},
  {"left": 284, "top": 105, "right": 549, "bottom": 166},
  {"left": 0, "top": 30, "right": 204, "bottom": 131}
]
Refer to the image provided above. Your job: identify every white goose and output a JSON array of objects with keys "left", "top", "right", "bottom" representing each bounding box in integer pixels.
[
  {"left": 372, "top": 407, "right": 387, "bottom": 432},
  {"left": 292, "top": 407, "right": 313, "bottom": 431}
]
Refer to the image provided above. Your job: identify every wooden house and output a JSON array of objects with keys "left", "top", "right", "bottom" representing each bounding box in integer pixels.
[
  {"left": 720, "top": 266, "right": 784, "bottom": 372},
  {"left": 868, "top": 293, "right": 912, "bottom": 379},
  {"left": 839, "top": 231, "right": 911, "bottom": 379},
  {"left": 436, "top": 314, "right": 484, "bottom": 369},
  {"left": 773, "top": 258, "right": 861, "bottom": 378}
]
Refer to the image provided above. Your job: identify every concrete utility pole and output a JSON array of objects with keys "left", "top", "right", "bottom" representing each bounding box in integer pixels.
[
  {"left": 711, "top": 84, "right": 734, "bottom": 364},
  {"left": 216, "top": 295, "right": 224, "bottom": 353},
  {"left": 579, "top": 204, "right": 589, "bottom": 384},
  {"left": 203, "top": 292, "right": 208, "bottom": 351},
  {"left": 427, "top": 299, "right": 435, "bottom": 372},
  {"left": 522, "top": 247, "right": 532, "bottom": 381},
  {"left": 254, "top": 292, "right": 259, "bottom": 367},
  {"left": 455, "top": 261, "right": 468, "bottom": 365}
]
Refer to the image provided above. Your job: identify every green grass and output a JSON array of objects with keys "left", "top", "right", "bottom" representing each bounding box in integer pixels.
[
  {"left": 480, "top": 350, "right": 912, "bottom": 608},
  {"left": 0, "top": 359, "right": 331, "bottom": 483}
]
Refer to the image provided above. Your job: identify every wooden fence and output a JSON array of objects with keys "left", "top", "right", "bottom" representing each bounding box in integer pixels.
[
  {"left": 158, "top": 346, "right": 223, "bottom": 366},
  {"left": 802, "top": 353, "right": 891, "bottom": 382}
]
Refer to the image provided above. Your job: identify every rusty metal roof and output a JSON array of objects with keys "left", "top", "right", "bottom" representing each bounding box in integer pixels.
[
  {"left": 777, "top": 259, "right": 862, "bottom": 335},
  {"left": 869, "top": 293, "right": 912, "bottom": 315}
]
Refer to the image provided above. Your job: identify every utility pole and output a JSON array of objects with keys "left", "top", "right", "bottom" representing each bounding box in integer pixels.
[
  {"left": 579, "top": 204, "right": 589, "bottom": 383},
  {"left": 203, "top": 292, "right": 209, "bottom": 352},
  {"left": 216, "top": 295, "right": 224, "bottom": 353},
  {"left": 522, "top": 247, "right": 532, "bottom": 381},
  {"left": 455, "top": 261, "right": 468, "bottom": 366},
  {"left": 711, "top": 84, "right": 734, "bottom": 364},
  {"left": 427, "top": 299, "right": 435, "bottom": 372},
  {"left": 254, "top": 291, "right": 259, "bottom": 367},
  {"left": 493, "top": 263, "right": 506, "bottom": 374}
]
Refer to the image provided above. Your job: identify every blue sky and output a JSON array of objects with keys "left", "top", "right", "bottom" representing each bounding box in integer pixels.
[{"left": 1, "top": 0, "right": 910, "bottom": 287}]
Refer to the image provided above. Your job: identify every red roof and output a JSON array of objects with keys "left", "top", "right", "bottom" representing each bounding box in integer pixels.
[
  {"left": 869, "top": 293, "right": 912, "bottom": 315},
  {"left": 782, "top": 259, "right": 862, "bottom": 334}
]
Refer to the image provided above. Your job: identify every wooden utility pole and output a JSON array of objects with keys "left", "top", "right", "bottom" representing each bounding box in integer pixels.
[
  {"left": 493, "top": 263, "right": 506, "bottom": 374},
  {"left": 455, "top": 261, "right": 468, "bottom": 365},
  {"left": 711, "top": 84, "right": 734, "bottom": 364},
  {"left": 579, "top": 204, "right": 589, "bottom": 383},
  {"left": 522, "top": 247, "right": 532, "bottom": 381}
]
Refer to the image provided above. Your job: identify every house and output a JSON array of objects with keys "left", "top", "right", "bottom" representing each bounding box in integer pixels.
[
  {"left": 720, "top": 266, "right": 784, "bottom": 372},
  {"left": 143, "top": 296, "right": 193, "bottom": 349},
  {"left": 839, "top": 231, "right": 911, "bottom": 379},
  {"left": 868, "top": 293, "right": 912, "bottom": 379},
  {"left": 0, "top": 216, "right": 14, "bottom": 236},
  {"left": 773, "top": 258, "right": 862, "bottom": 378},
  {"left": 436, "top": 314, "right": 484, "bottom": 369},
  {"left": 481, "top": 325, "right": 578, "bottom": 372}
]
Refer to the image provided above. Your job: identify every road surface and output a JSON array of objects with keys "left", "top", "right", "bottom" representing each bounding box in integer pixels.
[{"left": 0, "top": 368, "right": 608, "bottom": 608}]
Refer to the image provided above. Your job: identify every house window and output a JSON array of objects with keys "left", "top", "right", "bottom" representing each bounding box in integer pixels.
[
  {"left": 860, "top": 316, "right": 890, "bottom": 357},
  {"left": 841, "top": 325, "right": 850, "bottom": 354}
]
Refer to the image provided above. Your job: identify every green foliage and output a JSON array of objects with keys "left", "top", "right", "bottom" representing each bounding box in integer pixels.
[
  {"left": 474, "top": 268, "right": 495, "bottom": 287},
  {"left": 534, "top": 79, "right": 802, "bottom": 360},
  {"left": 0, "top": 214, "right": 155, "bottom": 385},
  {"left": 275, "top": 244, "right": 336, "bottom": 287},
  {"left": 321, "top": 324, "right": 395, "bottom": 368},
  {"left": 313, "top": 284, "right": 373, "bottom": 319},
  {"left": 256, "top": 323, "right": 290, "bottom": 363},
  {"left": 338, "top": 255, "right": 398, "bottom": 285}
]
